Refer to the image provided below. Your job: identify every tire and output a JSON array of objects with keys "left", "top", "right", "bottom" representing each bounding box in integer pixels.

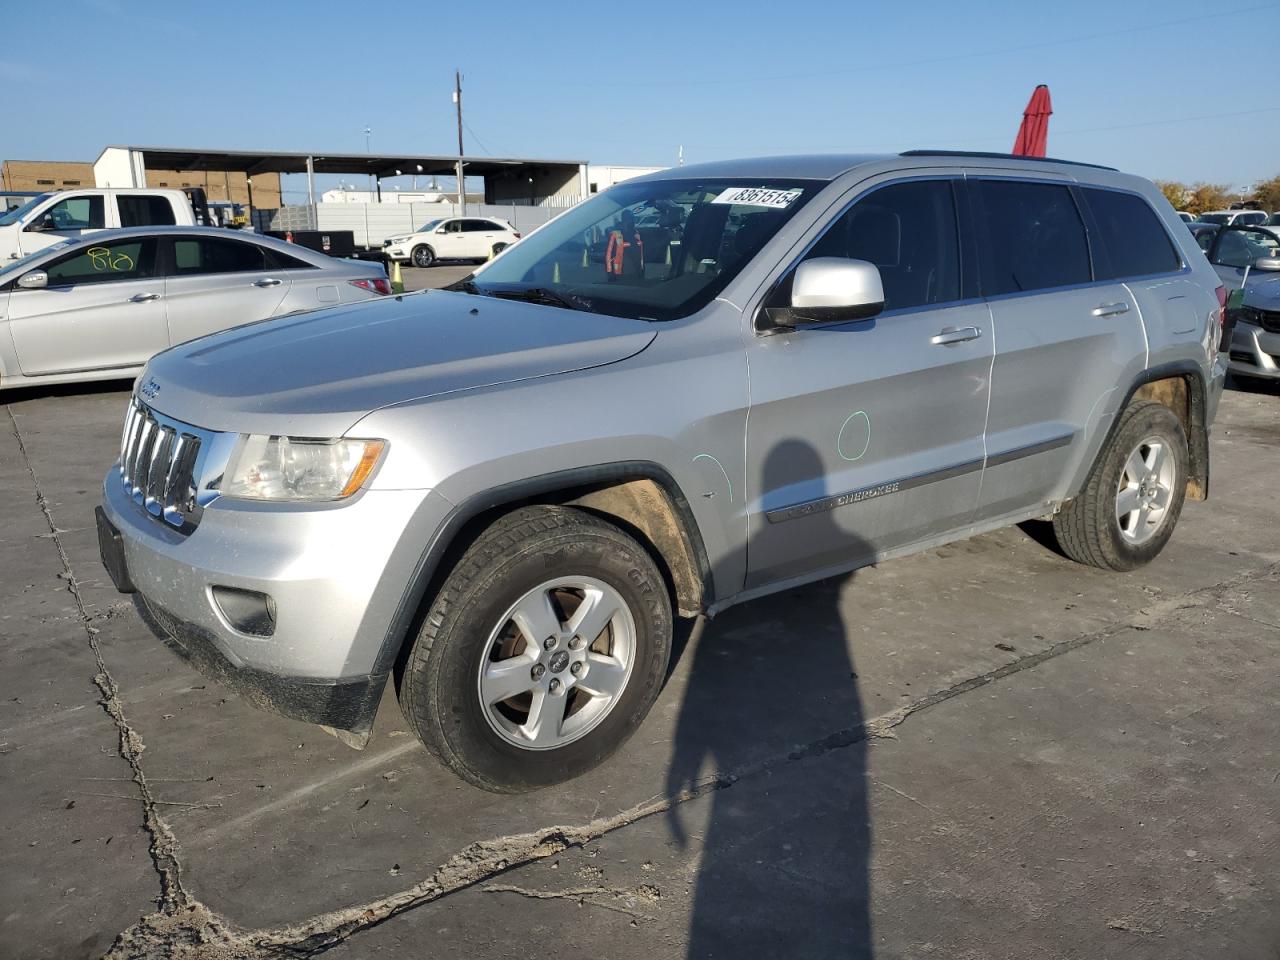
[
  {"left": 398, "top": 505, "right": 673, "bottom": 792},
  {"left": 491, "top": 242, "right": 508, "bottom": 257},
  {"left": 1052, "top": 399, "right": 1188, "bottom": 571},
  {"left": 411, "top": 245, "right": 435, "bottom": 268}
]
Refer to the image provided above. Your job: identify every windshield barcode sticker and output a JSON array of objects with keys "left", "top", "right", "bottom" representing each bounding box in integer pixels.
[{"left": 710, "top": 187, "right": 802, "bottom": 209}]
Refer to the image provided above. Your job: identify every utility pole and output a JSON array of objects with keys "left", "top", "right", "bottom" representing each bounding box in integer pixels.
[{"left": 454, "top": 70, "right": 466, "bottom": 215}]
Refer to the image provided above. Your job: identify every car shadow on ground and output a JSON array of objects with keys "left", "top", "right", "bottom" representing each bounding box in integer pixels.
[{"left": 666, "top": 438, "right": 875, "bottom": 958}]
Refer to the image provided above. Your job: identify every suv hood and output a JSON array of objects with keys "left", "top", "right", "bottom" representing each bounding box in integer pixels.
[{"left": 141, "top": 290, "right": 657, "bottom": 436}]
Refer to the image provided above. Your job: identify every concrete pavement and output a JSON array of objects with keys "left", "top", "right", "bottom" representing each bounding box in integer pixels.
[{"left": 2, "top": 314, "right": 1278, "bottom": 957}]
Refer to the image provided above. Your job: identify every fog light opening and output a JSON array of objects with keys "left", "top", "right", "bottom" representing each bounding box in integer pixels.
[{"left": 211, "top": 586, "right": 277, "bottom": 638}]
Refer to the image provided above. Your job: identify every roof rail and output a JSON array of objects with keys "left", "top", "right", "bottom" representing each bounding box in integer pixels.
[{"left": 900, "top": 150, "right": 1117, "bottom": 172}]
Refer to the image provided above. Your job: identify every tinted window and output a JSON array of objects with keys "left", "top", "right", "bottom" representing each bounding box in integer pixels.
[
  {"left": 974, "top": 180, "right": 1090, "bottom": 295},
  {"left": 803, "top": 179, "right": 960, "bottom": 311},
  {"left": 1083, "top": 188, "right": 1181, "bottom": 279},
  {"left": 39, "top": 195, "right": 105, "bottom": 230},
  {"left": 117, "top": 195, "right": 176, "bottom": 228},
  {"left": 1237, "top": 211, "right": 1266, "bottom": 226},
  {"left": 1194, "top": 229, "right": 1217, "bottom": 252},
  {"left": 44, "top": 238, "right": 157, "bottom": 286},
  {"left": 1199, "top": 213, "right": 1231, "bottom": 225},
  {"left": 172, "top": 237, "right": 267, "bottom": 275},
  {"left": 462, "top": 219, "right": 495, "bottom": 232}
]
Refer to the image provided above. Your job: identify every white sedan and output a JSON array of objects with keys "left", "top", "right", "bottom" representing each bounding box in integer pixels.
[
  {"left": 383, "top": 217, "right": 521, "bottom": 267},
  {"left": 0, "top": 226, "right": 391, "bottom": 392}
]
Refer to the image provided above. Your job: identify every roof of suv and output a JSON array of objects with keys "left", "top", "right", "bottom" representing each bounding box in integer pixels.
[{"left": 635, "top": 151, "right": 1117, "bottom": 183}]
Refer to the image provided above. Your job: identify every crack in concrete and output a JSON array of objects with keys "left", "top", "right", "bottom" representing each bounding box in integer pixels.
[
  {"left": 6, "top": 406, "right": 237, "bottom": 952},
  {"left": 483, "top": 882, "right": 661, "bottom": 922},
  {"left": 12, "top": 401, "right": 1263, "bottom": 960},
  {"left": 95, "top": 558, "right": 1279, "bottom": 958}
]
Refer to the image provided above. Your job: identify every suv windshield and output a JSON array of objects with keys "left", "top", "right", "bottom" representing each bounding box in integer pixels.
[
  {"left": 465, "top": 178, "right": 821, "bottom": 321},
  {"left": 417, "top": 219, "right": 443, "bottom": 233},
  {"left": 1198, "top": 213, "right": 1231, "bottom": 225},
  {"left": 0, "top": 193, "right": 51, "bottom": 227}
]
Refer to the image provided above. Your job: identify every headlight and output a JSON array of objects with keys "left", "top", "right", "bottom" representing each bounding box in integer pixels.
[{"left": 220, "top": 436, "right": 386, "bottom": 502}]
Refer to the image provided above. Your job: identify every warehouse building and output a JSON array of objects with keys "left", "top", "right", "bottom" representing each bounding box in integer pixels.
[{"left": 0, "top": 158, "right": 280, "bottom": 206}]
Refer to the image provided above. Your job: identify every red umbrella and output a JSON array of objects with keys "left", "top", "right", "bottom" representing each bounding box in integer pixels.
[{"left": 1012, "top": 84, "right": 1053, "bottom": 157}]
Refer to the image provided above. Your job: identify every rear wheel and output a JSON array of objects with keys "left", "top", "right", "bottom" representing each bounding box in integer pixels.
[
  {"left": 398, "top": 506, "right": 672, "bottom": 792},
  {"left": 411, "top": 245, "right": 435, "bottom": 268},
  {"left": 491, "top": 242, "right": 509, "bottom": 258},
  {"left": 1052, "top": 399, "right": 1188, "bottom": 571}
]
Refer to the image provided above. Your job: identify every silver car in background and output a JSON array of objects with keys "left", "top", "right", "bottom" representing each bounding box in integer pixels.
[{"left": 0, "top": 226, "right": 391, "bottom": 391}]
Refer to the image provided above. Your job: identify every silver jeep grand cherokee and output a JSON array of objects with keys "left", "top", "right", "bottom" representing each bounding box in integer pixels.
[{"left": 98, "top": 152, "right": 1227, "bottom": 792}]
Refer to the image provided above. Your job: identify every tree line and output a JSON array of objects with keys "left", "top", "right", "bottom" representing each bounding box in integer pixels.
[{"left": 1156, "top": 176, "right": 1280, "bottom": 216}]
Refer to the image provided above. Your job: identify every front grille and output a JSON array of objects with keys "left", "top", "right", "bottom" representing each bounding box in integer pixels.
[
  {"left": 1240, "top": 306, "right": 1280, "bottom": 334},
  {"left": 119, "top": 399, "right": 204, "bottom": 532}
]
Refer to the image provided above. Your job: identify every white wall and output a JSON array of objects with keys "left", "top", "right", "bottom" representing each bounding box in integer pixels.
[
  {"left": 93, "top": 147, "right": 146, "bottom": 188},
  {"left": 586, "top": 164, "right": 665, "bottom": 194}
]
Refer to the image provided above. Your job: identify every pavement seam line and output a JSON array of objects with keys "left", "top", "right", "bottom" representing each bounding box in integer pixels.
[
  {"left": 96, "top": 557, "right": 1279, "bottom": 958},
  {"left": 5, "top": 406, "right": 232, "bottom": 946}
]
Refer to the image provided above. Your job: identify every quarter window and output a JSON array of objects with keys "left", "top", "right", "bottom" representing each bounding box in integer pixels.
[
  {"left": 118, "top": 195, "right": 177, "bottom": 228},
  {"left": 802, "top": 179, "right": 961, "bottom": 311},
  {"left": 974, "top": 180, "right": 1091, "bottom": 295},
  {"left": 172, "top": 237, "right": 268, "bottom": 275},
  {"left": 1083, "top": 188, "right": 1181, "bottom": 279},
  {"left": 43, "top": 238, "right": 157, "bottom": 286},
  {"left": 36, "top": 195, "right": 105, "bottom": 231}
]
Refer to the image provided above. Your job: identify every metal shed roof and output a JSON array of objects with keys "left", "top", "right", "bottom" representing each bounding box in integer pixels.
[{"left": 99, "top": 145, "right": 586, "bottom": 179}]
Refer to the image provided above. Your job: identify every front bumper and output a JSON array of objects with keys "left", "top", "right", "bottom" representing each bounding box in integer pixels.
[
  {"left": 100, "top": 469, "right": 451, "bottom": 733},
  {"left": 1227, "top": 321, "right": 1280, "bottom": 379},
  {"left": 383, "top": 244, "right": 409, "bottom": 261}
]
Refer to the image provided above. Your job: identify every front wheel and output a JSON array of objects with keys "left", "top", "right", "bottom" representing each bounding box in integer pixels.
[
  {"left": 411, "top": 244, "right": 435, "bottom": 268},
  {"left": 1052, "top": 399, "right": 1188, "bottom": 571},
  {"left": 397, "top": 506, "right": 673, "bottom": 792}
]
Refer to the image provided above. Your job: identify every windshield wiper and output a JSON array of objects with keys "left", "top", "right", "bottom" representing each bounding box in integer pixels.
[
  {"left": 490, "top": 286, "right": 587, "bottom": 311},
  {"left": 446, "top": 276, "right": 481, "bottom": 295}
]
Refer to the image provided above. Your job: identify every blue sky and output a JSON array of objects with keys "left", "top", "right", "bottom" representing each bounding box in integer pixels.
[{"left": 4, "top": 0, "right": 1278, "bottom": 202}]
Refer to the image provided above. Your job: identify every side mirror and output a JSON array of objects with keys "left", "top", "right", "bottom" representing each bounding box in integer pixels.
[
  {"left": 17, "top": 270, "right": 48, "bottom": 289},
  {"left": 1251, "top": 256, "right": 1280, "bottom": 272},
  {"left": 780, "top": 258, "right": 885, "bottom": 325},
  {"left": 435, "top": 227, "right": 447, "bottom": 234}
]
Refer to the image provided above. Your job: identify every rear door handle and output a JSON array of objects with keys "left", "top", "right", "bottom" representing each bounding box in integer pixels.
[
  {"left": 128, "top": 292, "right": 161, "bottom": 303},
  {"left": 253, "top": 277, "right": 283, "bottom": 287},
  {"left": 930, "top": 325, "right": 982, "bottom": 345},
  {"left": 1092, "top": 301, "right": 1130, "bottom": 317}
]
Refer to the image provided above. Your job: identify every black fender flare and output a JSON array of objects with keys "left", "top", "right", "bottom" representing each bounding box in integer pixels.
[{"left": 367, "top": 460, "right": 715, "bottom": 696}]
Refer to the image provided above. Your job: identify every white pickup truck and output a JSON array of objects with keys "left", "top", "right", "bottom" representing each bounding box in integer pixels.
[{"left": 0, "top": 188, "right": 197, "bottom": 263}]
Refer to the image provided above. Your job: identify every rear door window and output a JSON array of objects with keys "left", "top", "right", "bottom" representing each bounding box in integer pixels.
[
  {"left": 43, "top": 237, "right": 158, "bottom": 286},
  {"left": 117, "top": 195, "right": 177, "bottom": 228},
  {"left": 1083, "top": 188, "right": 1181, "bottom": 279},
  {"left": 462, "top": 219, "right": 495, "bottom": 232},
  {"left": 973, "top": 180, "right": 1091, "bottom": 295},
  {"left": 171, "top": 236, "right": 268, "bottom": 275},
  {"left": 802, "top": 179, "right": 961, "bottom": 311}
]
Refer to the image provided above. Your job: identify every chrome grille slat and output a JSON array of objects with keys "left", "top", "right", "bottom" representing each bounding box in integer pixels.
[{"left": 117, "top": 400, "right": 210, "bottom": 534}]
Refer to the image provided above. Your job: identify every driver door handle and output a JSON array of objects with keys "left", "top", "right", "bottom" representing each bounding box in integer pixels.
[
  {"left": 1092, "top": 301, "right": 1130, "bottom": 317},
  {"left": 930, "top": 325, "right": 982, "bottom": 345},
  {"left": 129, "top": 292, "right": 161, "bottom": 303},
  {"left": 253, "top": 277, "right": 282, "bottom": 287}
]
